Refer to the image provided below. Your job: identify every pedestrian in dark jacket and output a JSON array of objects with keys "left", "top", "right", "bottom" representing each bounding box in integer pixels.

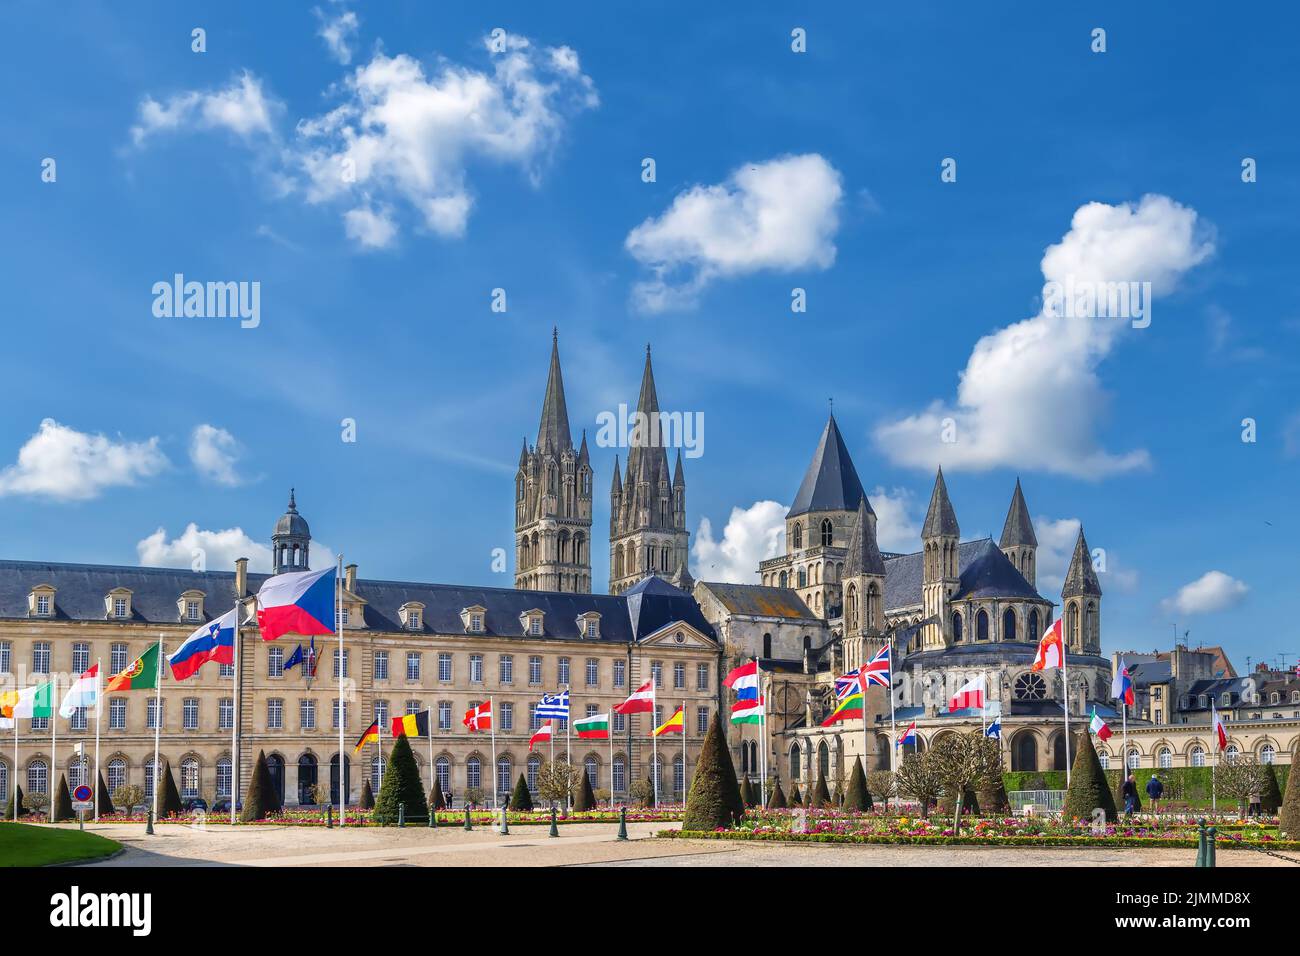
[
  {"left": 1146, "top": 774, "right": 1164, "bottom": 814},
  {"left": 1122, "top": 774, "right": 1140, "bottom": 816}
]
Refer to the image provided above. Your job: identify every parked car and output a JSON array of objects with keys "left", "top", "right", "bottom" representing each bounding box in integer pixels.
[
  {"left": 210, "top": 799, "right": 242, "bottom": 814},
  {"left": 182, "top": 798, "right": 208, "bottom": 813}
]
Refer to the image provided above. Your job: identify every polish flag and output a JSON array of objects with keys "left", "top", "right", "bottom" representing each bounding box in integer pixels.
[
  {"left": 1212, "top": 703, "right": 1228, "bottom": 751},
  {"left": 948, "top": 675, "right": 986, "bottom": 713},
  {"left": 529, "top": 720, "right": 552, "bottom": 752},
  {"left": 1032, "top": 618, "right": 1065, "bottom": 672},
  {"left": 614, "top": 678, "right": 656, "bottom": 715},
  {"left": 463, "top": 701, "right": 492, "bottom": 731},
  {"left": 1089, "top": 708, "right": 1113, "bottom": 741}
]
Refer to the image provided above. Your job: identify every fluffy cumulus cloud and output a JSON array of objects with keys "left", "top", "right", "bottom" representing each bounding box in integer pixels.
[
  {"left": 692, "top": 501, "right": 787, "bottom": 583},
  {"left": 1161, "top": 571, "right": 1249, "bottom": 616},
  {"left": 625, "top": 153, "right": 844, "bottom": 312},
  {"left": 130, "top": 30, "right": 597, "bottom": 248},
  {"left": 131, "top": 71, "right": 279, "bottom": 146},
  {"left": 314, "top": 5, "right": 360, "bottom": 64},
  {"left": 0, "top": 419, "right": 168, "bottom": 501},
  {"left": 867, "top": 485, "right": 922, "bottom": 554},
  {"left": 189, "top": 424, "right": 246, "bottom": 486},
  {"left": 1033, "top": 514, "right": 1138, "bottom": 595},
  {"left": 138, "top": 524, "right": 338, "bottom": 574},
  {"left": 875, "top": 195, "right": 1215, "bottom": 478}
]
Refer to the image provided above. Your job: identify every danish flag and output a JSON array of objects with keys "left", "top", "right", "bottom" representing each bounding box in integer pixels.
[{"left": 463, "top": 700, "right": 492, "bottom": 731}]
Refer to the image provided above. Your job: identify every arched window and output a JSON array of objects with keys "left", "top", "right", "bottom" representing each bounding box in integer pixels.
[
  {"left": 1158, "top": 747, "right": 1173, "bottom": 769},
  {"left": 1085, "top": 601, "right": 1097, "bottom": 648},
  {"left": 789, "top": 744, "right": 801, "bottom": 781},
  {"left": 584, "top": 756, "right": 598, "bottom": 787},
  {"left": 371, "top": 755, "right": 384, "bottom": 791},
  {"left": 613, "top": 545, "right": 623, "bottom": 579},
  {"left": 143, "top": 757, "right": 158, "bottom": 802},
  {"left": 1126, "top": 748, "right": 1140, "bottom": 770},
  {"left": 1224, "top": 745, "right": 1239, "bottom": 765},
  {"left": 1067, "top": 602, "right": 1080, "bottom": 649},
  {"left": 1011, "top": 733, "right": 1038, "bottom": 771},
  {"left": 612, "top": 755, "right": 626, "bottom": 794},
  {"left": 436, "top": 756, "right": 451, "bottom": 794},
  {"left": 951, "top": 611, "right": 963, "bottom": 642},
  {"left": 1002, "top": 608, "right": 1017, "bottom": 642},
  {"left": 820, "top": 519, "right": 833, "bottom": 547},
  {"left": 817, "top": 741, "right": 830, "bottom": 778},
  {"left": 673, "top": 755, "right": 685, "bottom": 797},
  {"left": 762, "top": 633, "right": 772, "bottom": 658},
  {"left": 866, "top": 583, "right": 879, "bottom": 629},
  {"left": 329, "top": 755, "right": 350, "bottom": 805},
  {"left": 466, "top": 756, "right": 482, "bottom": 789},
  {"left": 846, "top": 584, "right": 858, "bottom": 630},
  {"left": 0, "top": 761, "right": 6, "bottom": 806},
  {"left": 803, "top": 635, "right": 812, "bottom": 653},
  {"left": 180, "top": 757, "right": 200, "bottom": 798},
  {"left": 296, "top": 754, "right": 317, "bottom": 805},
  {"left": 1262, "top": 744, "right": 1276, "bottom": 764},
  {"left": 497, "top": 756, "right": 512, "bottom": 796},
  {"left": 792, "top": 523, "right": 803, "bottom": 550},
  {"left": 108, "top": 758, "right": 127, "bottom": 796},
  {"left": 1099, "top": 752, "right": 1110, "bottom": 769},
  {"left": 527, "top": 754, "right": 542, "bottom": 791},
  {"left": 976, "top": 609, "right": 989, "bottom": 641},
  {"left": 1028, "top": 609, "right": 1040, "bottom": 642},
  {"left": 778, "top": 571, "right": 787, "bottom": 588},
  {"left": 1190, "top": 746, "right": 1206, "bottom": 767},
  {"left": 797, "top": 568, "right": 807, "bottom": 588},
  {"left": 27, "top": 759, "right": 48, "bottom": 795}
]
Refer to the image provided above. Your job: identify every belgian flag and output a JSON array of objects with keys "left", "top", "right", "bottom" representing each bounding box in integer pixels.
[
  {"left": 352, "top": 720, "right": 380, "bottom": 754},
  {"left": 391, "top": 710, "right": 430, "bottom": 738}
]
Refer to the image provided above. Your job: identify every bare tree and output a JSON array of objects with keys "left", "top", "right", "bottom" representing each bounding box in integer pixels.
[
  {"left": 867, "top": 770, "right": 896, "bottom": 805},
  {"left": 893, "top": 752, "right": 942, "bottom": 819},
  {"left": 929, "top": 732, "right": 1002, "bottom": 833},
  {"left": 1216, "top": 757, "right": 1269, "bottom": 820},
  {"left": 537, "top": 759, "right": 580, "bottom": 808}
]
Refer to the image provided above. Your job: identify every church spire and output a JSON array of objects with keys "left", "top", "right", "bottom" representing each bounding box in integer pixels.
[
  {"left": 999, "top": 478, "right": 1037, "bottom": 548},
  {"left": 1062, "top": 527, "right": 1102, "bottom": 598},
  {"left": 922, "top": 466, "right": 960, "bottom": 539},
  {"left": 535, "top": 331, "right": 573, "bottom": 453}
]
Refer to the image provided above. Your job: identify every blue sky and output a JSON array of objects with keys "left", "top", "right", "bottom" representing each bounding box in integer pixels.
[{"left": 1, "top": 1, "right": 1297, "bottom": 670}]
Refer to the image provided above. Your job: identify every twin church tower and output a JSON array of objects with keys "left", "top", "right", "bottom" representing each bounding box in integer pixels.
[{"left": 513, "top": 332, "right": 690, "bottom": 596}]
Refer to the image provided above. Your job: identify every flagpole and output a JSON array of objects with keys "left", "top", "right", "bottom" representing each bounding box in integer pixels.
[
  {"left": 489, "top": 695, "right": 498, "bottom": 811},
  {"left": 681, "top": 699, "right": 686, "bottom": 803},
  {"left": 336, "top": 554, "right": 345, "bottom": 828},
  {"left": 50, "top": 671, "right": 57, "bottom": 818},
  {"left": 756, "top": 657, "right": 766, "bottom": 807},
  {"left": 652, "top": 682, "right": 659, "bottom": 810},
  {"left": 426, "top": 706, "right": 434, "bottom": 803},
  {"left": 11, "top": 717, "right": 17, "bottom": 822},
  {"left": 94, "top": 658, "right": 102, "bottom": 822},
  {"left": 1211, "top": 703, "right": 1218, "bottom": 815},
  {"left": 231, "top": 601, "right": 240, "bottom": 826},
  {"left": 378, "top": 711, "right": 384, "bottom": 790},
  {"left": 887, "top": 638, "right": 897, "bottom": 813},
  {"left": 1062, "top": 640, "right": 1072, "bottom": 786},
  {"left": 565, "top": 684, "right": 571, "bottom": 813},
  {"left": 608, "top": 715, "right": 615, "bottom": 810},
  {"left": 151, "top": 634, "right": 162, "bottom": 820}
]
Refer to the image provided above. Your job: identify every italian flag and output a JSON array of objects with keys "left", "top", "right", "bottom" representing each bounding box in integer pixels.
[
  {"left": 1089, "top": 707, "right": 1112, "bottom": 741},
  {"left": 574, "top": 714, "right": 610, "bottom": 739},
  {"left": 731, "top": 697, "right": 765, "bottom": 725}
]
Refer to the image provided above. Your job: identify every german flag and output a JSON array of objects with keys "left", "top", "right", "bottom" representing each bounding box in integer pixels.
[
  {"left": 391, "top": 710, "right": 430, "bottom": 738},
  {"left": 353, "top": 720, "right": 380, "bottom": 754}
]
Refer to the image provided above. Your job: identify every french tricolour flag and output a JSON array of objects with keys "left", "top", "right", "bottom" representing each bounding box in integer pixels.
[
  {"left": 724, "top": 660, "right": 760, "bottom": 701},
  {"left": 169, "top": 607, "right": 239, "bottom": 681},
  {"left": 256, "top": 566, "right": 337, "bottom": 642}
]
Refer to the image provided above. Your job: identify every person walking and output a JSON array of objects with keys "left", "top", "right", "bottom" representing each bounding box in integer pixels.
[
  {"left": 1121, "top": 773, "right": 1140, "bottom": 817},
  {"left": 1145, "top": 773, "right": 1164, "bottom": 815}
]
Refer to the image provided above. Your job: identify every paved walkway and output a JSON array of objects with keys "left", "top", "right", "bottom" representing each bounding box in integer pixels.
[{"left": 53, "top": 823, "right": 1293, "bottom": 867}]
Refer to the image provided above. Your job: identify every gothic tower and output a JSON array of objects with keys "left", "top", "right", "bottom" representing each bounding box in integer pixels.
[
  {"left": 1061, "top": 527, "right": 1102, "bottom": 655},
  {"left": 272, "top": 489, "right": 311, "bottom": 574},
  {"left": 999, "top": 478, "right": 1038, "bottom": 587},
  {"left": 921, "top": 467, "right": 960, "bottom": 650},
  {"left": 514, "top": 331, "right": 593, "bottom": 593},
  {"left": 841, "top": 495, "right": 886, "bottom": 670},
  {"left": 608, "top": 345, "right": 689, "bottom": 595}
]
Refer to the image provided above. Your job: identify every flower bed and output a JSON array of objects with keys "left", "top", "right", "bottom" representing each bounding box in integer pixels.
[{"left": 13, "top": 807, "right": 684, "bottom": 827}]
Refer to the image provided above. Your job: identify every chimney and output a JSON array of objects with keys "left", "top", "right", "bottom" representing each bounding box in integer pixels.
[
  {"left": 234, "top": 557, "right": 248, "bottom": 599},
  {"left": 345, "top": 563, "right": 357, "bottom": 592}
]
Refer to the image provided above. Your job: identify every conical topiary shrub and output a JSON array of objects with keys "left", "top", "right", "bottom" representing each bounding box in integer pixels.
[
  {"left": 429, "top": 784, "right": 446, "bottom": 812},
  {"left": 1280, "top": 760, "right": 1300, "bottom": 839},
  {"left": 682, "top": 713, "right": 745, "bottom": 831},
  {"left": 844, "top": 756, "right": 871, "bottom": 811},
  {"left": 509, "top": 773, "right": 533, "bottom": 811},
  {"left": 159, "top": 763, "right": 184, "bottom": 817},
  {"left": 1260, "top": 763, "right": 1283, "bottom": 814},
  {"left": 574, "top": 769, "right": 597, "bottom": 811},
  {"left": 641, "top": 776, "right": 655, "bottom": 808},
  {"left": 5, "top": 783, "right": 25, "bottom": 819},
  {"left": 979, "top": 777, "right": 1010, "bottom": 814},
  {"left": 240, "top": 750, "right": 275, "bottom": 822},
  {"left": 789, "top": 784, "right": 802, "bottom": 806},
  {"left": 374, "top": 734, "right": 427, "bottom": 824},
  {"left": 96, "top": 770, "right": 115, "bottom": 815},
  {"left": 358, "top": 778, "right": 375, "bottom": 810},
  {"left": 767, "top": 777, "right": 787, "bottom": 809},
  {"left": 810, "top": 768, "right": 832, "bottom": 808},
  {"left": 739, "top": 777, "right": 755, "bottom": 808},
  {"left": 1064, "top": 732, "right": 1116, "bottom": 822},
  {"left": 51, "top": 773, "right": 75, "bottom": 822}
]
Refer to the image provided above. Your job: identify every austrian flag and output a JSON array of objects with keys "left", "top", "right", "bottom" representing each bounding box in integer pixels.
[
  {"left": 614, "top": 679, "right": 655, "bottom": 715},
  {"left": 463, "top": 701, "right": 492, "bottom": 731}
]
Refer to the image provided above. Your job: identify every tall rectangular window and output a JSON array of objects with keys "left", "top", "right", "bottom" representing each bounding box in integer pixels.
[
  {"left": 674, "top": 661, "right": 685, "bottom": 689},
  {"left": 696, "top": 663, "right": 709, "bottom": 691},
  {"left": 110, "top": 643, "right": 128, "bottom": 673},
  {"left": 437, "top": 701, "right": 452, "bottom": 730},
  {"left": 147, "top": 698, "right": 163, "bottom": 730},
  {"left": 528, "top": 656, "right": 542, "bottom": 685},
  {"left": 334, "top": 650, "right": 349, "bottom": 679},
  {"left": 557, "top": 658, "right": 570, "bottom": 685},
  {"left": 696, "top": 706, "right": 709, "bottom": 734},
  {"left": 406, "top": 652, "right": 421, "bottom": 682},
  {"left": 0, "top": 641, "right": 9, "bottom": 674},
  {"left": 268, "top": 646, "right": 284, "bottom": 678},
  {"left": 438, "top": 653, "right": 452, "bottom": 682},
  {"left": 113, "top": 597, "right": 128, "bottom": 619},
  {"left": 586, "top": 658, "right": 599, "bottom": 687},
  {"left": 613, "top": 712, "right": 626, "bottom": 733},
  {"left": 375, "top": 699, "right": 389, "bottom": 725},
  {"left": 186, "top": 600, "right": 201, "bottom": 622},
  {"left": 183, "top": 697, "right": 199, "bottom": 730},
  {"left": 499, "top": 655, "right": 513, "bottom": 684},
  {"left": 267, "top": 698, "right": 283, "bottom": 730},
  {"left": 72, "top": 643, "right": 90, "bottom": 673},
  {"left": 500, "top": 702, "right": 514, "bottom": 731},
  {"left": 36, "top": 594, "right": 50, "bottom": 616},
  {"left": 405, "top": 699, "right": 421, "bottom": 716},
  {"left": 529, "top": 703, "right": 541, "bottom": 730},
  {"left": 219, "top": 662, "right": 234, "bottom": 678},
  {"left": 218, "top": 698, "right": 234, "bottom": 730},
  {"left": 614, "top": 659, "right": 626, "bottom": 688},
  {"left": 32, "top": 642, "right": 50, "bottom": 674},
  {"left": 469, "top": 655, "right": 483, "bottom": 683},
  {"left": 333, "top": 699, "right": 347, "bottom": 729},
  {"left": 613, "top": 757, "right": 626, "bottom": 794},
  {"left": 301, "top": 699, "right": 316, "bottom": 730},
  {"left": 651, "top": 660, "right": 663, "bottom": 685},
  {"left": 374, "top": 650, "right": 389, "bottom": 681},
  {"left": 70, "top": 707, "right": 87, "bottom": 731},
  {"left": 109, "top": 698, "right": 126, "bottom": 730}
]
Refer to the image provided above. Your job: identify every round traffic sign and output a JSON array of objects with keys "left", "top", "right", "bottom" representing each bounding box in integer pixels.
[{"left": 72, "top": 785, "right": 92, "bottom": 802}]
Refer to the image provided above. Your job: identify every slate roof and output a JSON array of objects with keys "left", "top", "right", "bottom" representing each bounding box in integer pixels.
[
  {"left": 998, "top": 479, "right": 1037, "bottom": 548},
  {"left": 1128, "top": 659, "right": 1172, "bottom": 686},
  {"left": 535, "top": 330, "right": 573, "bottom": 453},
  {"left": 787, "top": 414, "right": 868, "bottom": 518},
  {"left": 1062, "top": 528, "right": 1102, "bottom": 598},
  {"left": 0, "top": 559, "right": 714, "bottom": 645},
  {"left": 921, "top": 467, "right": 960, "bottom": 538},
  {"left": 951, "top": 539, "right": 1042, "bottom": 601},
  {"left": 697, "top": 582, "right": 819, "bottom": 620},
  {"left": 844, "top": 497, "right": 885, "bottom": 577},
  {"left": 882, "top": 539, "right": 987, "bottom": 611}
]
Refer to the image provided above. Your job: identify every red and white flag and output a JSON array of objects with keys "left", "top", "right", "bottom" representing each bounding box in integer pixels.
[
  {"left": 463, "top": 701, "right": 492, "bottom": 731},
  {"left": 1212, "top": 702, "right": 1228, "bottom": 751},
  {"left": 948, "top": 675, "right": 986, "bottom": 713},
  {"left": 614, "top": 678, "right": 655, "bottom": 715},
  {"left": 529, "top": 719, "right": 552, "bottom": 752},
  {"left": 1031, "top": 618, "right": 1065, "bottom": 672}
]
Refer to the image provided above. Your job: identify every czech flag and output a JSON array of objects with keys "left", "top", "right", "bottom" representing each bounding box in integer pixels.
[
  {"left": 723, "top": 660, "right": 760, "bottom": 701},
  {"left": 1089, "top": 707, "right": 1113, "bottom": 741},
  {"left": 168, "top": 606, "right": 238, "bottom": 681},
  {"left": 1111, "top": 661, "right": 1135, "bottom": 707},
  {"left": 896, "top": 721, "right": 917, "bottom": 749},
  {"left": 255, "top": 566, "right": 337, "bottom": 642},
  {"left": 1032, "top": 618, "right": 1065, "bottom": 672}
]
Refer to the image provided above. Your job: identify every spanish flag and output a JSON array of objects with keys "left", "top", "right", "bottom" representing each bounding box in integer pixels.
[
  {"left": 391, "top": 710, "right": 430, "bottom": 738},
  {"left": 353, "top": 720, "right": 380, "bottom": 754},
  {"left": 653, "top": 705, "right": 684, "bottom": 737}
]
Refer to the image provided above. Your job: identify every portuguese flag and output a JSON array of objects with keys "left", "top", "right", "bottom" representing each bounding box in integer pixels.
[
  {"left": 820, "top": 689, "right": 864, "bottom": 726},
  {"left": 574, "top": 713, "right": 610, "bottom": 739},
  {"left": 106, "top": 643, "right": 160, "bottom": 691}
]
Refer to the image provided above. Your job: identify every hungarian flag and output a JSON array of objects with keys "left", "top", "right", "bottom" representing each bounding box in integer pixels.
[
  {"left": 723, "top": 661, "right": 760, "bottom": 701},
  {"left": 653, "top": 706, "right": 684, "bottom": 737},
  {"left": 392, "top": 711, "right": 430, "bottom": 738},
  {"left": 1212, "top": 703, "right": 1228, "bottom": 751},
  {"left": 949, "top": 675, "right": 986, "bottom": 713},
  {"left": 1031, "top": 618, "right": 1064, "bottom": 672},
  {"left": 1089, "top": 707, "right": 1113, "bottom": 741},
  {"left": 614, "top": 679, "right": 655, "bottom": 715},
  {"left": 529, "top": 720, "right": 553, "bottom": 751},
  {"left": 463, "top": 701, "right": 492, "bottom": 731},
  {"left": 255, "top": 566, "right": 336, "bottom": 642},
  {"left": 574, "top": 714, "right": 610, "bottom": 739},
  {"left": 353, "top": 720, "right": 380, "bottom": 754},
  {"left": 821, "top": 688, "right": 864, "bottom": 726},
  {"left": 1111, "top": 661, "right": 1135, "bottom": 707},
  {"left": 731, "top": 697, "right": 764, "bottom": 725},
  {"left": 58, "top": 664, "right": 100, "bottom": 718},
  {"left": 11, "top": 681, "right": 54, "bottom": 719},
  {"left": 107, "top": 643, "right": 160, "bottom": 691}
]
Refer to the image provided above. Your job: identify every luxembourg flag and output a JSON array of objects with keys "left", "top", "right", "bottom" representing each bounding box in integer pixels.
[
  {"left": 255, "top": 566, "right": 337, "bottom": 642},
  {"left": 1089, "top": 707, "right": 1113, "bottom": 741},
  {"left": 58, "top": 665, "right": 100, "bottom": 719},
  {"left": 723, "top": 660, "right": 760, "bottom": 701},
  {"left": 1111, "top": 660, "right": 1135, "bottom": 707},
  {"left": 169, "top": 606, "right": 239, "bottom": 680},
  {"left": 1032, "top": 618, "right": 1065, "bottom": 672}
]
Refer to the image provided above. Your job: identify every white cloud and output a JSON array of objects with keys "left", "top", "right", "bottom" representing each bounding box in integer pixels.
[
  {"left": 1161, "top": 571, "right": 1249, "bottom": 616},
  {"left": 314, "top": 6, "right": 359, "bottom": 65},
  {"left": 625, "top": 153, "right": 844, "bottom": 312},
  {"left": 138, "top": 523, "right": 337, "bottom": 574},
  {"left": 342, "top": 202, "right": 398, "bottom": 249},
  {"left": 131, "top": 72, "right": 278, "bottom": 146},
  {"left": 868, "top": 486, "right": 921, "bottom": 553},
  {"left": 1034, "top": 516, "right": 1082, "bottom": 595},
  {"left": 189, "top": 424, "right": 246, "bottom": 486},
  {"left": 692, "top": 501, "right": 787, "bottom": 583},
  {"left": 875, "top": 195, "right": 1215, "bottom": 478},
  {"left": 0, "top": 419, "right": 168, "bottom": 501}
]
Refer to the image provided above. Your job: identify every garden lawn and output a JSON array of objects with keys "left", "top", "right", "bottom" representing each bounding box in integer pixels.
[{"left": 0, "top": 823, "right": 120, "bottom": 866}]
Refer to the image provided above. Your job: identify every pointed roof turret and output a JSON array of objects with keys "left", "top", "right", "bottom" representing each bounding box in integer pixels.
[
  {"left": 535, "top": 329, "right": 573, "bottom": 453},
  {"left": 672, "top": 448, "right": 685, "bottom": 488},
  {"left": 518, "top": 438, "right": 529, "bottom": 469},
  {"left": 999, "top": 478, "right": 1037, "bottom": 548},
  {"left": 844, "top": 497, "right": 885, "bottom": 577},
  {"left": 787, "top": 414, "right": 868, "bottom": 518},
  {"left": 577, "top": 430, "right": 590, "bottom": 467},
  {"left": 921, "top": 467, "right": 960, "bottom": 539},
  {"left": 1062, "top": 527, "right": 1102, "bottom": 598},
  {"left": 610, "top": 454, "right": 622, "bottom": 494}
]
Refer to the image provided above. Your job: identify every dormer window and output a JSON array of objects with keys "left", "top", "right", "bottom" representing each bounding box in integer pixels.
[
  {"left": 1221, "top": 692, "right": 1232, "bottom": 706},
  {"left": 576, "top": 612, "right": 601, "bottom": 640},
  {"left": 459, "top": 606, "right": 487, "bottom": 634},
  {"left": 519, "top": 609, "right": 544, "bottom": 637},
  {"left": 105, "top": 588, "right": 133, "bottom": 620},
  {"left": 178, "top": 590, "right": 205, "bottom": 623},
  {"left": 397, "top": 602, "right": 424, "bottom": 631},
  {"left": 29, "top": 585, "right": 55, "bottom": 617}
]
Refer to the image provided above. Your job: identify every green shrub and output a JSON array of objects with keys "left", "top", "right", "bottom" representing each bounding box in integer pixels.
[
  {"left": 1064, "top": 732, "right": 1116, "bottom": 822},
  {"left": 374, "top": 734, "right": 427, "bottom": 824},
  {"left": 1281, "top": 754, "right": 1300, "bottom": 839},
  {"left": 682, "top": 713, "right": 744, "bottom": 831},
  {"left": 573, "top": 770, "right": 597, "bottom": 812},
  {"left": 240, "top": 750, "right": 275, "bottom": 822},
  {"left": 159, "top": 763, "right": 184, "bottom": 817},
  {"left": 766, "top": 777, "right": 787, "bottom": 809},
  {"left": 844, "top": 757, "right": 872, "bottom": 812},
  {"left": 509, "top": 773, "right": 534, "bottom": 811},
  {"left": 51, "top": 773, "right": 75, "bottom": 822},
  {"left": 358, "top": 779, "right": 375, "bottom": 810}
]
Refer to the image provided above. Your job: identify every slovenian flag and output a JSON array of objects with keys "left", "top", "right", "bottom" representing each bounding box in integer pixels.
[
  {"left": 255, "top": 566, "right": 337, "bottom": 642},
  {"left": 896, "top": 721, "right": 917, "bottom": 749},
  {"left": 1111, "top": 660, "right": 1135, "bottom": 707},
  {"left": 723, "top": 660, "right": 760, "bottom": 701},
  {"left": 169, "top": 607, "right": 238, "bottom": 681},
  {"left": 1089, "top": 707, "right": 1113, "bottom": 741}
]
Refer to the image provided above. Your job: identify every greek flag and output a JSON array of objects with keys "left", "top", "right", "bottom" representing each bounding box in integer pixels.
[{"left": 536, "top": 690, "right": 570, "bottom": 719}]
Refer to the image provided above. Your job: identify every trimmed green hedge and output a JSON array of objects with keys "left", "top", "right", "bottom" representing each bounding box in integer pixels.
[
  {"left": 1001, "top": 765, "right": 1293, "bottom": 811},
  {"left": 661, "top": 829, "right": 1300, "bottom": 851}
]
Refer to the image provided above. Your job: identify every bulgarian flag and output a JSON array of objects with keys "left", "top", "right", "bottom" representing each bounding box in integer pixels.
[
  {"left": 653, "top": 706, "right": 684, "bottom": 737},
  {"left": 731, "top": 697, "right": 764, "bottom": 725},
  {"left": 821, "top": 688, "right": 864, "bottom": 726},
  {"left": 1089, "top": 707, "right": 1113, "bottom": 741},
  {"left": 106, "top": 643, "right": 160, "bottom": 691},
  {"left": 529, "top": 720, "right": 554, "bottom": 751},
  {"left": 11, "top": 681, "right": 54, "bottom": 719},
  {"left": 1031, "top": 618, "right": 1064, "bottom": 672},
  {"left": 574, "top": 714, "right": 610, "bottom": 740},
  {"left": 614, "top": 678, "right": 655, "bottom": 715}
]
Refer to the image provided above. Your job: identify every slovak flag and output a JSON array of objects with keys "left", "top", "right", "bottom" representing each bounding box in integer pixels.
[
  {"left": 169, "top": 606, "right": 239, "bottom": 681},
  {"left": 1111, "top": 660, "right": 1135, "bottom": 707},
  {"left": 949, "top": 675, "right": 986, "bottom": 713},
  {"left": 255, "top": 566, "right": 337, "bottom": 642},
  {"left": 723, "top": 660, "right": 760, "bottom": 701},
  {"left": 1032, "top": 618, "right": 1065, "bottom": 672},
  {"left": 1089, "top": 707, "right": 1113, "bottom": 741},
  {"left": 464, "top": 701, "right": 492, "bottom": 731},
  {"left": 1212, "top": 702, "right": 1228, "bottom": 751},
  {"left": 896, "top": 721, "right": 917, "bottom": 749}
]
